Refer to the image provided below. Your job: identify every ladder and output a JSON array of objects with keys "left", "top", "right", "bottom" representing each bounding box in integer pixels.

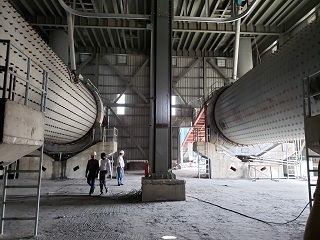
[
  {"left": 303, "top": 70, "right": 320, "bottom": 210},
  {"left": 0, "top": 39, "right": 48, "bottom": 236},
  {"left": 0, "top": 149, "right": 44, "bottom": 236},
  {"left": 195, "top": 128, "right": 211, "bottom": 179}
]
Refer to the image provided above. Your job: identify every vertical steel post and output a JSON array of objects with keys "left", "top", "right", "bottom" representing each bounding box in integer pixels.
[
  {"left": 24, "top": 58, "right": 31, "bottom": 106},
  {"left": 152, "top": 0, "right": 172, "bottom": 174},
  {"left": 40, "top": 70, "right": 46, "bottom": 112},
  {"left": 304, "top": 76, "right": 313, "bottom": 210},
  {"left": 149, "top": 1, "right": 155, "bottom": 173},
  {"left": 232, "top": 7, "right": 242, "bottom": 80},
  {"left": 1, "top": 166, "right": 8, "bottom": 235},
  {"left": 203, "top": 57, "right": 208, "bottom": 99},
  {"left": 34, "top": 147, "right": 44, "bottom": 236},
  {"left": 205, "top": 0, "right": 209, "bottom": 17},
  {"left": 8, "top": 68, "right": 13, "bottom": 100},
  {"left": 43, "top": 72, "right": 48, "bottom": 111},
  {"left": 67, "top": 12, "right": 76, "bottom": 71},
  {"left": 2, "top": 40, "right": 10, "bottom": 99}
]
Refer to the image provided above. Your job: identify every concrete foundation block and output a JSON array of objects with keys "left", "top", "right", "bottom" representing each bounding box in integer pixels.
[
  {"left": 141, "top": 177, "right": 186, "bottom": 202},
  {"left": 0, "top": 99, "right": 45, "bottom": 167},
  {"left": 65, "top": 141, "right": 117, "bottom": 179}
]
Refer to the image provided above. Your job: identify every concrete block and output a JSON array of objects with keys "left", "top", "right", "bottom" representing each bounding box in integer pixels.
[
  {"left": 141, "top": 177, "right": 186, "bottom": 202},
  {"left": 65, "top": 141, "right": 117, "bottom": 179},
  {"left": 18, "top": 150, "right": 54, "bottom": 180},
  {"left": 0, "top": 99, "right": 45, "bottom": 166}
]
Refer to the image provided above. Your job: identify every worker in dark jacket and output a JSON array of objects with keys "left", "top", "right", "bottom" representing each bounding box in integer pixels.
[{"left": 85, "top": 151, "right": 99, "bottom": 196}]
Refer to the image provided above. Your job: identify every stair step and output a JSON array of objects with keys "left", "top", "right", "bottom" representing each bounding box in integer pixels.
[
  {"left": 2, "top": 217, "right": 36, "bottom": 221},
  {"left": 5, "top": 185, "right": 39, "bottom": 189}
]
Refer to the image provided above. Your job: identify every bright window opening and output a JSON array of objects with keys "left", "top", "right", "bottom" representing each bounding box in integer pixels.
[
  {"left": 117, "top": 94, "right": 125, "bottom": 115},
  {"left": 117, "top": 55, "right": 127, "bottom": 65},
  {"left": 172, "top": 96, "right": 176, "bottom": 116},
  {"left": 217, "top": 58, "right": 226, "bottom": 67}
]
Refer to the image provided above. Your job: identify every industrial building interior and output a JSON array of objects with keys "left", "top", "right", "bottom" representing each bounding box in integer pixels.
[{"left": 1, "top": 0, "right": 320, "bottom": 239}]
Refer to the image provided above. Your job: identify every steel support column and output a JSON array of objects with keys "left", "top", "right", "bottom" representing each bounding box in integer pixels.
[
  {"left": 151, "top": 0, "right": 172, "bottom": 174},
  {"left": 238, "top": 38, "right": 253, "bottom": 78}
]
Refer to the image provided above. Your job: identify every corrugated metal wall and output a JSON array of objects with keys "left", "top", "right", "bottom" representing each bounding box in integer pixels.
[{"left": 80, "top": 54, "right": 233, "bottom": 162}]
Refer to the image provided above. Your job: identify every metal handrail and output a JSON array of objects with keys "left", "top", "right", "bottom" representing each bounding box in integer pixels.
[{"left": 0, "top": 39, "right": 48, "bottom": 111}]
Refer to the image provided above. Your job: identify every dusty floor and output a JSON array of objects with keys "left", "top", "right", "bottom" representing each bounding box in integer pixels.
[{"left": 0, "top": 167, "right": 311, "bottom": 240}]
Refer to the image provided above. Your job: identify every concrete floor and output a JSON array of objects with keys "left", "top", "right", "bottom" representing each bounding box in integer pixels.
[{"left": 0, "top": 167, "right": 311, "bottom": 240}]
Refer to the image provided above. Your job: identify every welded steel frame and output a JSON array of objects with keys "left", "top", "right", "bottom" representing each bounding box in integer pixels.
[
  {"left": 303, "top": 71, "right": 320, "bottom": 210},
  {"left": 0, "top": 39, "right": 47, "bottom": 236},
  {"left": 0, "top": 40, "right": 10, "bottom": 99}
]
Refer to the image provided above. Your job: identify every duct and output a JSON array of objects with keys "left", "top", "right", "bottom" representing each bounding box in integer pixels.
[
  {"left": 174, "top": 0, "right": 260, "bottom": 23},
  {"left": 232, "top": 6, "right": 242, "bottom": 80},
  {"left": 208, "top": 17, "right": 320, "bottom": 146},
  {"left": 58, "top": 0, "right": 150, "bottom": 20},
  {"left": 67, "top": 12, "right": 76, "bottom": 71}
]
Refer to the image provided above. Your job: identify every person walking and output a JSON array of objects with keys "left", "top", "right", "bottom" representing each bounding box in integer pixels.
[
  {"left": 85, "top": 151, "right": 99, "bottom": 196},
  {"left": 117, "top": 150, "right": 125, "bottom": 186},
  {"left": 99, "top": 152, "right": 112, "bottom": 195}
]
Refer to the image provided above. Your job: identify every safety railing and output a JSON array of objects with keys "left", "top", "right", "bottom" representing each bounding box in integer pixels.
[
  {"left": 102, "top": 127, "right": 118, "bottom": 142},
  {"left": 303, "top": 70, "right": 320, "bottom": 210},
  {"left": 0, "top": 39, "right": 48, "bottom": 112}
]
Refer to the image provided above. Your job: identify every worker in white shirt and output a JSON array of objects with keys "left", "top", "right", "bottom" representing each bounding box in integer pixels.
[
  {"left": 117, "top": 150, "right": 125, "bottom": 186},
  {"left": 99, "top": 152, "right": 112, "bottom": 195}
]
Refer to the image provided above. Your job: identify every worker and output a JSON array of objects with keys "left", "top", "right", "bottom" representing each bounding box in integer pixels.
[
  {"left": 99, "top": 152, "right": 112, "bottom": 195},
  {"left": 85, "top": 151, "right": 99, "bottom": 196},
  {"left": 117, "top": 150, "right": 125, "bottom": 186}
]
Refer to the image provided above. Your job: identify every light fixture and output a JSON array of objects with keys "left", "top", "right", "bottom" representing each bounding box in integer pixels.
[{"left": 162, "top": 236, "right": 177, "bottom": 240}]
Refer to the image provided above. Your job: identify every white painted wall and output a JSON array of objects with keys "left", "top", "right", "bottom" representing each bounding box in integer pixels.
[
  {"left": 66, "top": 141, "right": 117, "bottom": 179},
  {"left": 206, "top": 143, "right": 247, "bottom": 179}
]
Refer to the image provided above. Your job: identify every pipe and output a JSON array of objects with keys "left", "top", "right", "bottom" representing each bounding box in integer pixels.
[
  {"left": 58, "top": 0, "right": 150, "bottom": 20},
  {"left": 58, "top": 0, "right": 259, "bottom": 24},
  {"left": 67, "top": 12, "right": 76, "bottom": 71},
  {"left": 232, "top": 6, "right": 242, "bottom": 80},
  {"left": 175, "top": 0, "right": 260, "bottom": 23}
]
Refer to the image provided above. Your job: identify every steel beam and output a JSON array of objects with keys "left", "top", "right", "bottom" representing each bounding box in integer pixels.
[
  {"left": 150, "top": 0, "right": 172, "bottom": 174},
  {"left": 100, "top": 56, "right": 148, "bottom": 103},
  {"left": 173, "top": 58, "right": 201, "bottom": 85}
]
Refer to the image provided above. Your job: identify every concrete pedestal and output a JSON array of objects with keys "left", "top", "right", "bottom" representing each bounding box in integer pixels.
[
  {"left": 141, "top": 176, "right": 186, "bottom": 202},
  {"left": 0, "top": 99, "right": 45, "bottom": 167}
]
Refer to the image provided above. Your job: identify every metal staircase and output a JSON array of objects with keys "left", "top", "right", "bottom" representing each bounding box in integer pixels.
[
  {"left": 195, "top": 141, "right": 211, "bottom": 179},
  {"left": 1, "top": 149, "right": 44, "bottom": 235},
  {"left": 303, "top": 70, "right": 320, "bottom": 209},
  {"left": 0, "top": 39, "right": 48, "bottom": 236}
]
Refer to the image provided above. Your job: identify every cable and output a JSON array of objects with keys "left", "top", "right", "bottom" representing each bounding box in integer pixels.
[{"left": 187, "top": 195, "right": 310, "bottom": 225}]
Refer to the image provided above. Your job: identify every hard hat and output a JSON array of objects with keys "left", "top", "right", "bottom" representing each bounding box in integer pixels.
[
  {"left": 119, "top": 150, "right": 124, "bottom": 154},
  {"left": 92, "top": 151, "right": 97, "bottom": 156}
]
